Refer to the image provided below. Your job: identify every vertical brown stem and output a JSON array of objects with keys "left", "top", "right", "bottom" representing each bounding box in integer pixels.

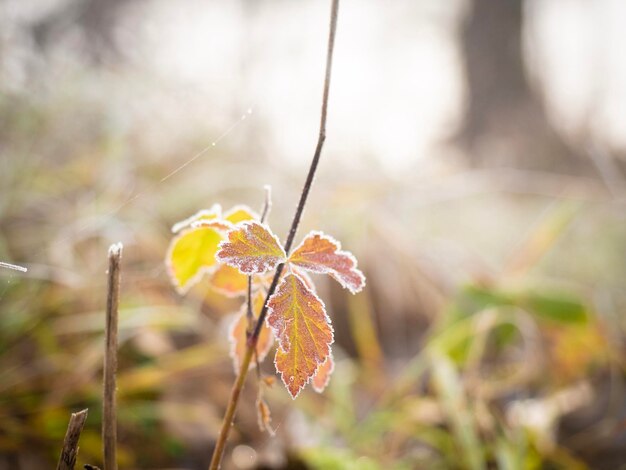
[
  {"left": 208, "top": 1, "right": 340, "bottom": 468},
  {"left": 103, "top": 243, "right": 122, "bottom": 470},
  {"left": 245, "top": 276, "right": 254, "bottom": 327},
  {"left": 56, "top": 409, "right": 88, "bottom": 470},
  {"left": 259, "top": 185, "right": 272, "bottom": 223},
  {"left": 208, "top": 345, "right": 255, "bottom": 470}
]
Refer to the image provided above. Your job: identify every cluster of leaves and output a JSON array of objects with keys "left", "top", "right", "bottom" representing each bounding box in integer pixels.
[{"left": 165, "top": 200, "right": 365, "bottom": 403}]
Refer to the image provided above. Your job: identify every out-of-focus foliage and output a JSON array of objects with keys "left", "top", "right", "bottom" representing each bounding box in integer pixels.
[{"left": 1, "top": 0, "right": 626, "bottom": 469}]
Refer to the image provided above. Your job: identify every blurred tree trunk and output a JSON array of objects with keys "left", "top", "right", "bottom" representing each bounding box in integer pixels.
[
  {"left": 456, "top": 0, "right": 590, "bottom": 174},
  {"left": 32, "top": 0, "right": 136, "bottom": 63}
]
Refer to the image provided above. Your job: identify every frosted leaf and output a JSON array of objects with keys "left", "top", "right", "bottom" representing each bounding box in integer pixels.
[
  {"left": 288, "top": 231, "right": 365, "bottom": 294},
  {"left": 216, "top": 222, "right": 286, "bottom": 275},
  {"left": 267, "top": 273, "right": 333, "bottom": 398}
]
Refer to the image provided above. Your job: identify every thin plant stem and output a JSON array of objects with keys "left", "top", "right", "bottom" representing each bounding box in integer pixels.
[
  {"left": 103, "top": 243, "right": 122, "bottom": 470},
  {"left": 260, "top": 185, "right": 272, "bottom": 223},
  {"left": 56, "top": 409, "right": 88, "bottom": 470},
  {"left": 246, "top": 276, "right": 253, "bottom": 328},
  {"left": 208, "top": 342, "right": 255, "bottom": 470},
  {"left": 208, "top": 1, "right": 340, "bottom": 468}
]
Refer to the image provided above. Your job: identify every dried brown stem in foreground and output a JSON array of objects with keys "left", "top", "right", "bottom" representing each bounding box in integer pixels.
[
  {"left": 103, "top": 243, "right": 123, "bottom": 470},
  {"left": 56, "top": 409, "right": 88, "bottom": 470}
]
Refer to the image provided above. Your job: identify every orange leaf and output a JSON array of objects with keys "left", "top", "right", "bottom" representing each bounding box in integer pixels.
[
  {"left": 289, "top": 231, "right": 365, "bottom": 294},
  {"left": 229, "top": 291, "right": 274, "bottom": 373},
  {"left": 311, "top": 354, "right": 334, "bottom": 393},
  {"left": 262, "top": 376, "right": 276, "bottom": 387},
  {"left": 267, "top": 273, "right": 333, "bottom": 398},
  {"left": 217, "top": 222, "right": 286, "bottom": 274},
  {"left": 256, "top": 396, "right": 274, "bottom": 435},
  {"left": 210, "top": 264, "right": 248, "bottom": 297}
]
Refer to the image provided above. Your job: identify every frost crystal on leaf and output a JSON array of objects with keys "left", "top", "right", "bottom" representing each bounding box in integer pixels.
[
  {"left": 216, "top": 222, "right": 286, "bottom": 275},
  {"left": 267, "top": 273, "right": 333, "bottom": 398},
  {"left": 288, "top": 231, "right": 365, "bottom": 294}
]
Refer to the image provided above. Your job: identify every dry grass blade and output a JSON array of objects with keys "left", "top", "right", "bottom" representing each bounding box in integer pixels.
[
  {"left": 103, "top": 243, "right": 123, "bottom": 470},
  {"left": 56, "top": 409, "right": 88, "bottom": 470}
]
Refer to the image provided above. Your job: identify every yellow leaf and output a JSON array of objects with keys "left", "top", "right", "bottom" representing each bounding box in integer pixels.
[
  {"left": 229, "top": 291, "right": 274, "bottom": 373},
  {"left": 267, "top": 273, "right": 333, "bottom": 398},
  {"left": 289, "top": 231, "right": 365, "bottom": 294},
  {"left": 224, "top": 205, "right": 259, "bottom": 224},
  {"left": 217, "top": 222, "right": 286, "bottom": 274},
  {"left": 166, "top": 226, "right": 223, "bottom": 293}
]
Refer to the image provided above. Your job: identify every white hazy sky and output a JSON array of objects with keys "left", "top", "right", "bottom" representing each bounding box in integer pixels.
[
  {"left": 4, "top": 0, "right": 623, "bottom": 173},
  {"left": 128, "top": 0, "right": 626, "bottom": 173}
]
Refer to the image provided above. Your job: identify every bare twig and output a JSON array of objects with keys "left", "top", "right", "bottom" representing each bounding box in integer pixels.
[
  {"left": 208, "top": 1, "right": 340, "bottom": 468},
  {"left": 103, "top": 243, "right": 122, "bottom": 470},
  {"left": 260, "top": 185, "right": 272, "bottom": 223},
  {"left": 245, "top": 276, "right": 254, "bottom": 331},
  {"left": 56, "top": 409, "right": 88, "bottom": 470}
]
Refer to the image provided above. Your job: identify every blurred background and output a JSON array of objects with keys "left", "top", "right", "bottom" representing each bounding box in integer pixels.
[{"left": 1, "top": 0, "right": 626, "bottom": 468}]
